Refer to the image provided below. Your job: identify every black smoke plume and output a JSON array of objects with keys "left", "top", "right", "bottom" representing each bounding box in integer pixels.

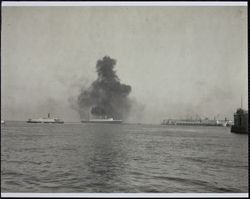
[{"left": 77, "top": 56, "right": 132, "bottom": 120}]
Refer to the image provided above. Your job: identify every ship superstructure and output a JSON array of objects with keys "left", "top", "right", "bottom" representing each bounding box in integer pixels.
[{"left": 231, "top": 108, "right": 248, "bottom": 134}]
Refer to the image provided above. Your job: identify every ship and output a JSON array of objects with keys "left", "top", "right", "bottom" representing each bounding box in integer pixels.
[
  {"left": 1, "top": 120, "right": 5, "bottom": 124},
  {"left": 81, "top": 118, "right": 122, "bottom": 124},
  {"left": 81, "top": 115, "right": 122, "bottom": 124},
  {"left": 161, "top": 118, "right": 229, "bottom": 127},
  {"left": 231, "top": 108, "right": 248, "bottom": 134},
  {"left": 27, "top": 113, "right": 64, "bottom": 124}
]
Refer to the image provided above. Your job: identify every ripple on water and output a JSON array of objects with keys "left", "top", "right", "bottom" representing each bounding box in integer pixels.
[{"left": 1, "top": 123, "right": 248, "bottom": 192}]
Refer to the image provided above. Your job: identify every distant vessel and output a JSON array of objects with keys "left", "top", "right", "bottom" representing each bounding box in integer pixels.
[
  {"left": 231, "top": 108, "right": 248, "bottom": 134},
  {"left": 1, "top": 120, "right": 5, "bottom": 124},
  {"left": 81, "top": 117, "right": 122, "bottom": 124},
  {"left": 27, "top": 113, "right": 64, "bottom": 124},
  {"left": 161, "top": 119, "right": 229, "bottom": 127}
]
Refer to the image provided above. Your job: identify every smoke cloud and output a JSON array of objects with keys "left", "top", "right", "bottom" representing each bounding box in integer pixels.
[{"left": 76, "top": 56, "right": 133, "bottom": 120}]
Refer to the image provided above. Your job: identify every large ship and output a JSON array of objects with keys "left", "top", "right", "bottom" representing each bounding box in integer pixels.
[
  {"left": 81, "top": 115, "right": 122, "bottom": 124},
  {"left": 27, "top": 113, "right": 64, "bottom": 124},
  {"left": 81, "top": 118, "right": 122, "bottom": 124},
  {"left": 231, "top": 108, "right": 248, "bottom": 134}
]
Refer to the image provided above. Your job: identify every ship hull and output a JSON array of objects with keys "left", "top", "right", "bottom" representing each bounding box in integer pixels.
[
  {"left": 161, "top": 123, "right": 225, "bottom": 127},
  {"left": 231, "top": 126, "right": 248, "bottom": 134},
  {"left": 27, "top": 121, "right": 64, "bottom": 124},
  {"left": 81, "top": 120, "right": 122, "bottom": 124},
  {"left": 27, "top": 120, "right": 64, "bottom": 124}
]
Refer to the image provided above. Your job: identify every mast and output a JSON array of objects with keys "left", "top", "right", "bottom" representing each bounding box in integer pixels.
[{"left": 241, "top": 95, "right": 243, "bottom": 109}]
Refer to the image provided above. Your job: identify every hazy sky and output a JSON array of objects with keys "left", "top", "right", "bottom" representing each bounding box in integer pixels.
[{"left": 1, "top": 6, "right": 248, "bottom": 123}]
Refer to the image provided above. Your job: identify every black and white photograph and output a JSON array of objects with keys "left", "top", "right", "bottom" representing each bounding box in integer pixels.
[{"left": 1, "top": 1, "right": 248, "bottom": 198}]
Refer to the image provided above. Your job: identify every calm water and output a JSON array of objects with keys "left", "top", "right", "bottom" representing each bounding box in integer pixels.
[{"left": 1, "top": 121, "right": 248, "bottom": 193}]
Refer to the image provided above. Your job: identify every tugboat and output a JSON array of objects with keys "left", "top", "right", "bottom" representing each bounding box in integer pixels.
[
  {"left": 231, "top": 108, "right": 248, "bottom": 134},
  {"left": 27, "top": 113, "right": 64, "bottom": 124}
]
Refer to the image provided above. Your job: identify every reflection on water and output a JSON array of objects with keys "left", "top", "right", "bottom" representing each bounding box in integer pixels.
[
  {"left": 1, "top": 122, "right": 248, "bottom": 192},
  {"left": 84, "top": 126, "right": 128, "bottom": 192}
]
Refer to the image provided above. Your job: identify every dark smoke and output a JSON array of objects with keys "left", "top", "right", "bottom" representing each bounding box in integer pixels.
[{"left": 77, "top": 56, "right": 132, "bottom": 120}]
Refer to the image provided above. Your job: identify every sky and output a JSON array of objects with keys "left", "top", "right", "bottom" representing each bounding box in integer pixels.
[{"left": 1, "top": 6, "right": 248, "bottom": 123}]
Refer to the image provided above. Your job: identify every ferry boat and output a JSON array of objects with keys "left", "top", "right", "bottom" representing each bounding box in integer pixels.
[{"left": 27, "top": 113, "right": 64, "bottom": 124}]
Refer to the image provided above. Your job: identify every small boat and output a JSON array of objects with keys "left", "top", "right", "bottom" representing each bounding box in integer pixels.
[{"left": 1, "top": 120, "right": 5, "bottom": 124}]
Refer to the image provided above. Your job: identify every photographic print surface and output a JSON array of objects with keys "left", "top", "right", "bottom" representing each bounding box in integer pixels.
[{"left": 1, "top": 3, "right": 248, "bottom": 194}]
